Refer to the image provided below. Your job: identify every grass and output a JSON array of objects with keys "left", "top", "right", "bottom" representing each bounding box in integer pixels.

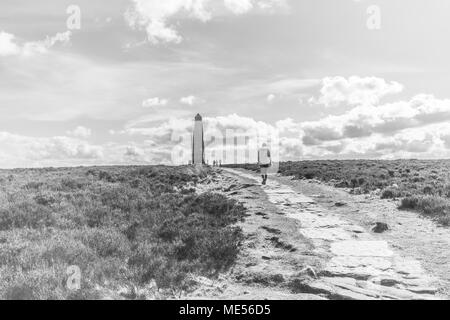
[
  {"left": 225, "top": 160, "right": 450, "bottom": 226},
  {"left": 0, "top": 165, "right": 246, "bottom": 299},
  {"left": 399, "top": 196, "right": 450, "bottom": 226}
]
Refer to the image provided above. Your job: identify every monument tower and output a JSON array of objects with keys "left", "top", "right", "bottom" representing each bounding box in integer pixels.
[{"left": 192, "top": 113, "right": 205, "bottom": 165}]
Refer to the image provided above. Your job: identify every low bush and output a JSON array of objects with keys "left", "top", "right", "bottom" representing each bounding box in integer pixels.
[
  {"left": 75, "top": 227, "right": 132, "bottom": 259},
  {"left": 0, "top": 201, "right": 56, "bottom": 231},
  {"left": 381, "top": 187, "right": 402, "bottom": 199},
  {"left": 0, "top": 165, "right": 245, "bottom": 299},
  {"left": 399, "top": 196, "right": 450, "bottom": 226}
]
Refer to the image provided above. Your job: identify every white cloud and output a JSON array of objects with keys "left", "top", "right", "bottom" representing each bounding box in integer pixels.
[
  {"left": 125, "top": 0, "right": 287, "bottom": 44},
  {"left": 300, "top": 93, "right": 450, "bottom": 158},
  {"left": 126, "top": 117, "right": 192, "bottom": 138},
  {"left": 125, "top": 0, "right": 211, "bottom": 44},
  {"left": 0, "top": 31, "right": 20, "bottom": 56},
  {"left": 121, "top": 94, "right": 449, "bottom": 161},
  {"left": 441, "top": 134, "right": 450, "bottom": 149},
  {"left": 125, "top": 145, "right": 145, "bottom": 157},
  {"left": 279, "top": 136, "right": 303, "bottom": 159},
  {"left": 0, "top": 132, "right": 103, "bottom": 168},
  {"left": 224, "top": 0, "right": 253, "bottom": 15},
  {"left": 266, "top": 93, "right": 276, "bottom": 103},
  {"left": 180, "top": 95, "right": 197, "bottom": 105},
  {"left": 0, "top": 30, "right": 71, "bottom": 57},
  {"left": 68, "top": 142, "right": 103, "bottom": 159},
  {"left": 10, "top": 99, "right": 442, "bottom": 168},
  {"left": 142, "top": 97, "right": 168, "bottom": 107},
  {"left": 257, "top": 0, "right": 288, "bottom": 10},
  {"left": 67, "top": 126, "right": 92, "bottom": 139},
  {"left": 311, "top": 76, "right": 403, "bottom": 107},
  {"left": 275, "top": 118, "right": 299, "bottom": 134},
  {"left": 204, "top": 113, "right": 275, "bottom": 135},
  {"left": 42, "top": 31, "right": 72, "bottom": 48},
  {"left": 340, "top": 124, "right": 449, "bottom": 159}
]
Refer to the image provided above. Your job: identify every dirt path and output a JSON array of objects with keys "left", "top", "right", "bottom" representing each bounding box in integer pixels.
[
  {"left": 188, "top": 168, "right": 448, "bottom": 300},
  {"left": 273, "top": 172, "right": 450, "bottom": 298}
]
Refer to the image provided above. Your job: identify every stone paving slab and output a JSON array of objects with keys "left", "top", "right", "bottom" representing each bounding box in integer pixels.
[
  {"left": 223, "top": 169, "right": 443, "bottom": 300},
  {"left": 331, "top": 241, "right": 394, "bottom": 257}
]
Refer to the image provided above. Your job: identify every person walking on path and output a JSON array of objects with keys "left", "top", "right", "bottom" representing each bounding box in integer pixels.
[{"left": 258, "top": 143, "right": 271, "bottom": 185}]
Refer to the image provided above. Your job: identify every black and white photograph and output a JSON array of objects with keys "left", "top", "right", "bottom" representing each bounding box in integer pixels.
[{"left": 0, "top": 0, "right": 449, "bottom": 307}]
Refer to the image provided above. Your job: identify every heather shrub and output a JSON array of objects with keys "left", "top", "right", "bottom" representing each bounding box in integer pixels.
[
  {"left": 59, "top": 177, "right": 90, "bottom": 191},
  {"left": 381, "top": 187, "right": 402, "bottom": 199},
  {"left": 0, "top": 200, "right": 56, "bottom": 231},
  {"left": 400, "top": 196, "right": 450, "bottom": 225},
  {"left": 399, "top": 196, "right": 419, "bottom": 210},
  {"left": 128, "top": 241, "right": 185, "bottom": 287},
  {"left": 0, "top": 262, "right": 72, "bottom": 300},
  {"left": 444, "top": 184, "right": 450, "bottom": 198},
  {"left": 0, "top": 165, "right": 245, "bottom": 299},
  {"left": 40, "top": 235, "right": 97, "bottom": 268},
  {"left": 75, "top": 227, "right": 131, "bottom": 259}
]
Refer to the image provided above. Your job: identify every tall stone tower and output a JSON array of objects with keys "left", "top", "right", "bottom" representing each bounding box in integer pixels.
[{"left": 192, "top": 113, "right": 205, "bottom": 165}]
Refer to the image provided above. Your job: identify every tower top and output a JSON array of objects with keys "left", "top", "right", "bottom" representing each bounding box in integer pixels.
[{"left": 195, "top": 113, "right": 202, "bottom": 121}]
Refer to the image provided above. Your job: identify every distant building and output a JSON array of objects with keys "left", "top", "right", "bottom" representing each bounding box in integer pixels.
[{"left": 192, "top": 113, "right": 205, "bottom": 165}]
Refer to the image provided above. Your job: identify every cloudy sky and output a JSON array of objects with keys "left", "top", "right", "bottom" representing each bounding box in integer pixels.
[{"left": 1, "top": 0, "right": 450, "bottom": 167}]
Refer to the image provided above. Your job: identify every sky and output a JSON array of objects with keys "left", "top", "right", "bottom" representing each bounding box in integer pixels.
[{"left": 1, "top": 0, "right": 450, "bottom": 167}]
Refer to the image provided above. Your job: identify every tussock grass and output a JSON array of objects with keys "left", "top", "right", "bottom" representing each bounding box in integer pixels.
[
  {"left": 0, "top": 166, "right": 245, "bottom": 299},
  {"left": 399, "top": 196, "right": 450, "bottom": 226}
]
